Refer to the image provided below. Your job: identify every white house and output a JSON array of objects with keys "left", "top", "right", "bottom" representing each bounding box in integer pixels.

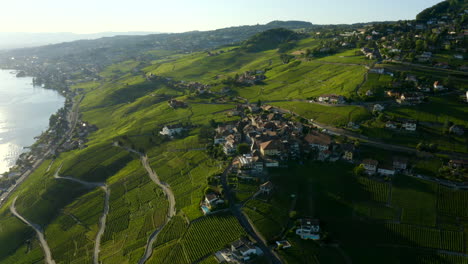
[
  {"left": 373, "top": 104, "right": 385, "bottom": 112},
  {"left": 231, "top": 238, "right": 260, "bottom": 262},
  {"left": 160, "top": 124, "right": 184, "bottom": 137},
  {"left": 402, "top": 121, "right": 417, "bottom": 132},
  {"left": 296, "top": 219, "right": 320, "bottom": 240}
]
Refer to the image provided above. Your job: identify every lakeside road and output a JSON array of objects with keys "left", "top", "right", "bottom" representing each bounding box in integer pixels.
[
  {"left": 10, "top": 197, "right": 56, "bottom": 264},
  {"left": 0, "top": 95, "right": 83, "bottom": 208}
]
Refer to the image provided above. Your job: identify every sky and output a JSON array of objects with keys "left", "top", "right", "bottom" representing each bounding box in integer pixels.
[{"left": 0, "top": 0, "right": 442, "bottom": 34}]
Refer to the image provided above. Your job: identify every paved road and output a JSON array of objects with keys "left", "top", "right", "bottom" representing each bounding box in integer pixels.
[
  {"left": 53, "top": 165, "right": 109, "bottom": 263},
  {"left": 220, "top": 165, "right": 283, "bottom": 264},
  {"left": 119, "top": 146, "right": 176, "bottom": 264},
  {"left": 10, "top": 197, "right": 56, "bottom": 264}
]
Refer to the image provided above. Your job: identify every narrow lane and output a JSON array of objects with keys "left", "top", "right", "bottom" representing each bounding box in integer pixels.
[{"left": 10, "top": 197, "right": 56, "bottom": 264}]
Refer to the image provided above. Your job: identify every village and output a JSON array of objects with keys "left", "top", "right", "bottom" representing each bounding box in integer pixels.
[{"left": 157, "top": 99, "right": 467, "bottom": 263}]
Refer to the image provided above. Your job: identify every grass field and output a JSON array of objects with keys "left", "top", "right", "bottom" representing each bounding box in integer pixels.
[{"left": 272, "top": 101, "right": 371, "bottom": 126}]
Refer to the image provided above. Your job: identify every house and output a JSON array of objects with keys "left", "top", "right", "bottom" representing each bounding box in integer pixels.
[
  {"left": 402, "top": 121, "right": 417, "bottom": 132},
  {"left": 448, "top": 160, "right": 468, "bottom": 169},
  {"left": 342, "top": 144, "right": 355, "bottom": 161},
  {"left": 238, "top": 154, "right": 254, "bottom": 169},
  {"left": 304, "top": 133, "right": 331, "bottom": 151},
  {"left": 378, "top": 164, "right": 396, "bottom": 176},
  {"left": 433, "top": 81, "right": 446, "bottom": 91},
  {"left": 362, "top": 159, "right": 379, "bottom": 175},
  {"left": 365, "top": 90, "right": 374, "bottom": 97},
  {"left": 231, "top": 238, "right": 260, "bottom": 262},
  {"left": 204, "top": 193, "right": 224, "bottom": 208},
  {"left": 398, "top": 93, "right": 424, "bottom": 104},
  {"left": 168, "top": 99, "right": 187, "bottom": 109},
  {"left": 296, "top": 219, "right": 320, "bottom": 240},
  {"left": 373, "top": 104, "right": 385, "bottom": 112},
  {"left": 386, "top": 90, "right": 401, "bottom": 98},
  {"left": 259, "top": 140, "right": 282, "bottom": 157},
  {"left": 454, "top": 54, "right": 464, "bottom": 60},
  {"left": 160, "top": 124, "right": 184, "bottom": 137},
  {"left": 449, "top": 125, "right": 465, "bottom": 136},
  {"left": 223, "top": 139, "right": 237, "bottom": 156},
  {"left": 318, "top": 94, "right": 345, "bottom": 104},
  {"left": 393, "top": 157, "right": 408, "bottom": 171},
  {"left": 275, "top": 240, "right": 292, "bottom": 249},
  {"left": 385, "top": 121, "right": 398, "bottom": 129},
  {"left": 260, "top": 181, "right": 274, "bottom": 194}
]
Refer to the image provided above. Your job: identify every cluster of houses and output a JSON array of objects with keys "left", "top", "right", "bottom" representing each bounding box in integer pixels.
[
  {"left": 235, "top": 70, "right": 266, "bottom": 86},
  {"left": 361, "top": 157, "right": 408, "bottom": 176},
  {"left": 385, "top": 120, "right": 417, "bottom": 132},
  {"left": 57, "top": 121, "right": 98, "bottom": 153},
  {"left": 214, "top": 105, "right": 368, "bottom": 176},
  {"left": 215, "top": 237, "right": 263, "bottom": 263},
  {"left": 361, "top": 47, "right": 381, "bottom": 60}
]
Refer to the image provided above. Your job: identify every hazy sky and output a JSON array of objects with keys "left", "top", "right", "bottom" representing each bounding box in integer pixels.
[{"left": 0, "top": 0, "right": 441, "bottom": 33}]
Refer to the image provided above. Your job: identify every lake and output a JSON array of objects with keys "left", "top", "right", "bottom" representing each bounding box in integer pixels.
[{"left": 0, "top": 70, "right": 65, "bottom": 174}]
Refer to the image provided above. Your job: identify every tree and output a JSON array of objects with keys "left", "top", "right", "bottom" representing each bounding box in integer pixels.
[
  {"left": 280, "top": 54, "right": 293, "bottom": 64},
  {"left": 354, "top": 165, "right": 366, "bottom": 176},
  {"left": 209, "top": 119, "right": 218, "bottom": 128},
  {"left": 237, "top": 143, "right": 251, "bottom": 155},
  {"left": 257, "top": 99, "right": 262, "bottom": 107}
]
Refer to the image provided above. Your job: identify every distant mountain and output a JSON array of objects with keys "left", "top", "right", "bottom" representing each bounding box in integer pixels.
[
  {"left": 0, "top": 21, "right": 315, "bottom": 74},
  {"left": 0, "top": 32, "right": 159, "bottom": 50}
]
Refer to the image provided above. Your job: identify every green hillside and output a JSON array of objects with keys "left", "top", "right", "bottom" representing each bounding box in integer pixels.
[{"left": 0, "top": 2, "right": 467, "bottom": 263}]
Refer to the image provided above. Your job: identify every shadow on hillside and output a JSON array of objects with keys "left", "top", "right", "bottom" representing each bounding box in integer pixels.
[{"left": 268, "top": 161, "right": 454, "bottom": 263}]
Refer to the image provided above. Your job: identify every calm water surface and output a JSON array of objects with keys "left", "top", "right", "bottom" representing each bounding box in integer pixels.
[{"left": 0, "top": 70, "right": 64, "bottom": 174}]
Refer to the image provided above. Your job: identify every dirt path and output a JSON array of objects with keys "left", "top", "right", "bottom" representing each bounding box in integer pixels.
[
  {"left": 10, "top": 197, "right": 56, "bottom": 264},
  {"left": 119, "top": 146, "right": 176, "bottom": 264},
  {"left": 94, "top": 186, "right": 110, "bottom": 264}
]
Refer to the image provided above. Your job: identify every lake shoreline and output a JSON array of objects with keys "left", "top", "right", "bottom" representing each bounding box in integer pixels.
[{"left": 0, "top": 69, "right": 70, "bottom": 198}]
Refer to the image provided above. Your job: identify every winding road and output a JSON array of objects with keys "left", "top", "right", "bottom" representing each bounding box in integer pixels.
[
  {"left": 119, "top": 146, "right": 176, "bottom": 264},
  {"left": 220, "top": 165, "right": 283, "bottom": 264},
  {"left": 94, "top": 186, "right": 110, "bottom": 264},
  {"left": 53, "top": 165, "right": 109, "bottom": 264},
  {"left": 10, "top": 197, "right": 56, "bottom": 264}
]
